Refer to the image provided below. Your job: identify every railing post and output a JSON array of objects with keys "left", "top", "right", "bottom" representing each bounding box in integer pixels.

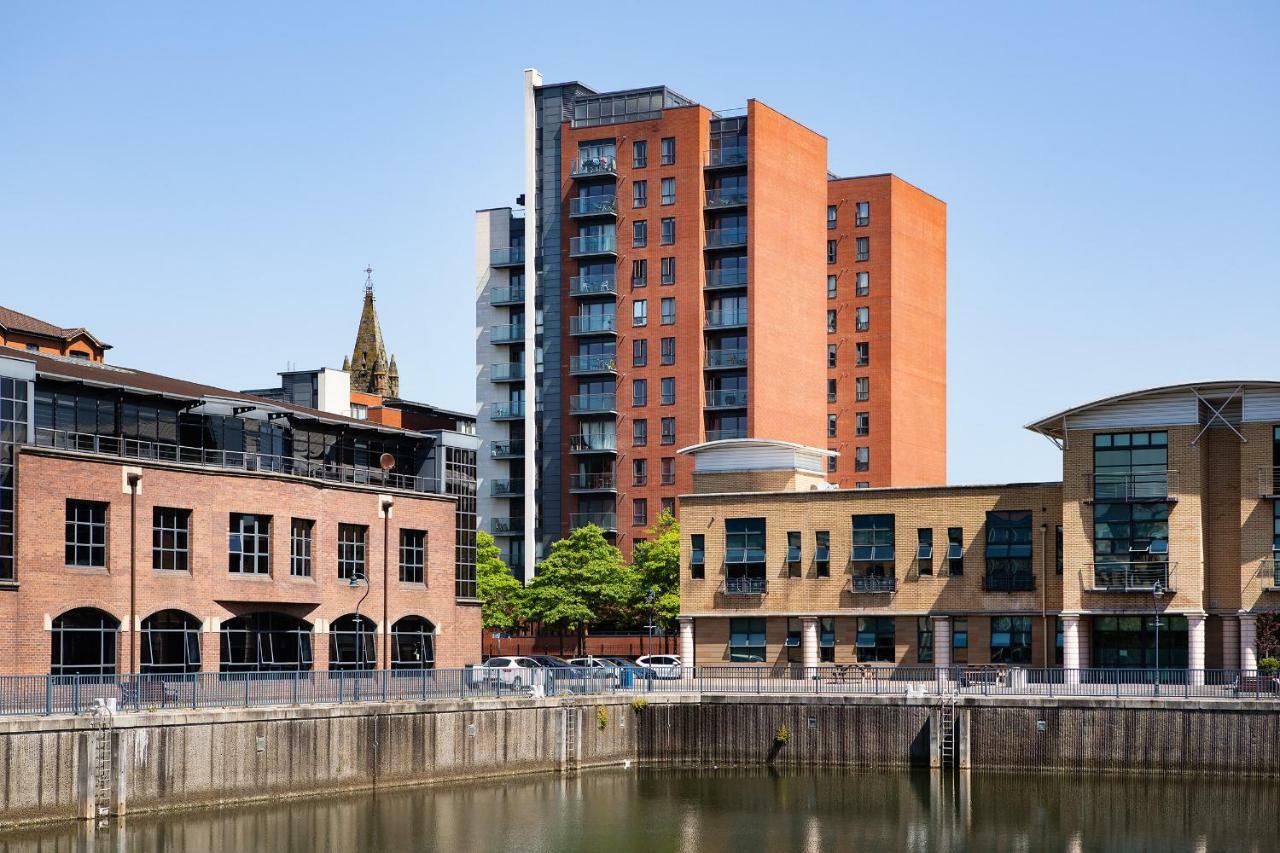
[
  {"left": 292, "top": 671, "right": 299, "bottom": 706},
  {"left": 193, "top": 674, "right": 200, "bottom": 710},
  {"left": 73, "top": 677, "right": 80, "bottom": 715},
  {"left": 338, "top": 669, "right": 345, "bottom": 704},
  {"left": 755, "top": 668, "right": 761, "bottom": 695},
  {"left": 382, "top": 669, "right": 389, "bottom": 703},
  {"left": 244, "top": 673, "right": 251, "bottom": 708},
  {"left": 45, "top": 676, "right": 53, "bottom": 716}
]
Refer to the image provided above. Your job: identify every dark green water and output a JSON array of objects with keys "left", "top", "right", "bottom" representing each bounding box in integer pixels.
[{"left": 2, "top": 768, "right": 1276, "bottom": 852}]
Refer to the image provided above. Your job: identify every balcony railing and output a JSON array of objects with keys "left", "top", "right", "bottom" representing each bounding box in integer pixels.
[
  {"left": 569, "top": 472, "right": 617, "bottom": 492},
  {"left": 569, "top": 393, "right": 617, "bottom": 414},
  {"left": 705, "top": 187, "right": 748, "bottom": 209},
  {"left": 569, "top": 196, "right": 618, "bottom": 217},
  {"left": 705, "top": 349, "right": 748, "bottom": 369},
  {"left": 984, "top": 572, "right": 1036, "bottom": 592},
  {"left": 705, "top": 389, "right": 748, "bottom": 409},
  {"left": 569, "top": 353, "right": 618, "bottom": 375},
  {"left": 569, "top": 274, "right": 618, "bottom": 296},
  {"left": 569, "top": 434, "right": 617, "bottom": 454},
  {"left": 489, "top": 517, "right": 524, "bottom": 535},
  {"left": 491, "top": 401, "right": 525, "bottom": 420},
  {"left": 31, "top": 428, "right": 440, "bottom": 494},
  {"left": 723, "top": 576, "right": 767, "bottom": 595},
  {"left": 706, "top": 309, "right": 748, "bottom": 329},
  {"left": 489, "top": 324, "right": 525, "bottom": 344},
  {"left": 707, "top": 147, "right": 748, "bottom": 168},
  {"left": 1257, "top": 467, "right": 1280, "bottom": 497},
  {"left": 490, "top": 246, "right": 524, "bottom": 267},
  {"left": 850, "top": 576, "right": 897, "bottom": 593},
  {"left": 570, "top": 155, "right": 618, "bottom": 178},
  {"left": 489, "top": 440, "right": 524, "bottom": 459},
  {"left": 1093, "top": 471, "right": 1172, "bottom": 501},
  {"left": 569, "top": 314, "right": 617, "bottom": 335},
  {"left": 705, "top": 428, "right": 747, "bottom": 442},
  {"left": 571, "top": 512, "right": 617, "bottom": 532},
  {"left": 1087, "top": 561, "right": 1173, "bottom": 592},
  {"left": 490, "top": 479, "right": 524, "bottom": 497},
  {"left": 705, "top": 228, "right": 748, "bottom": 249},
  {"left": 1261, "top": 559, "right": 1280, "bottom": 591},
  {"left": 488, "top": 285, "right": 525, "bottom": 306},
  {"left": 569, "top": 235, "right": 618, "bottom": 257},
  {"left": 705, "top": 268, "right": 748, "bottom": 290},
  {"left": 489, "top": 362, "right": 525, "bottom": 382}
]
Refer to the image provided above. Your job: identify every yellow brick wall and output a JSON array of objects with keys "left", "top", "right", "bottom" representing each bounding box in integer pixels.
[{"left": 1238, "top": 422, "right": 1276, "bottom": 611}]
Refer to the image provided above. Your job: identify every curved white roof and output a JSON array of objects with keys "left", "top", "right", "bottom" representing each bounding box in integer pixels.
[{"left": 1025, "top": 380, "right": 1280, "bottom": 439}]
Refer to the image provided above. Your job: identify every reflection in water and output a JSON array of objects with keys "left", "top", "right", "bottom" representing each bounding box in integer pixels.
[{"left": 0, "top": 768, "right": 1275, "bottom": 853}]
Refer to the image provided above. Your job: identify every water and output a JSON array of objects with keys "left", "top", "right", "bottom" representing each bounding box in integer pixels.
[{"left": 2, "top": 768, "right": 1276, "bottom": 852}]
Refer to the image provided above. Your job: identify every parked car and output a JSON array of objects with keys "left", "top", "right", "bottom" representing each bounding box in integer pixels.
[
  {"left": 568, "top": 656, "right": 658, "bottom": 684},
  {"left": 474, "top": 656, "right": 544, "bottom": 689},
  {"left": 636, "top": 654, "right": 683, "bottom": 679}
]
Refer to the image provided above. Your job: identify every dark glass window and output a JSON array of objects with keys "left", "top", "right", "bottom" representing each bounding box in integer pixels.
[
  {"left": 660, "top": 337, "right": 675, "bottom": 365},
  {"left": 856, "top": 236, "right": 869, "bottom": 261},
  {"left": 985, "top": 510, "right": 1033, "bottom": 589},
  {"left": 66, "top": 500, "right": 107, "bottom": 567},
  {"left": 661, "top": 176, "right": 676, "bottom": 205},
  {"left": 856, "top": 616, "right": 895, "bottom": 663},
  {"left": 1092, "top": 614, "right": 1188, "bottom": 669},
  {"left": 632, "top": 139, "right": 647, "bottom": 168},
  {"left": 820, "top": 617, "right": 836, "bottom": 663},
  {"left": 947, "top": 527, "right": 964, "bottom": 576},
  {"left": 918, "top": 617, "right": 934, "bottom": 663},
  {"left": 917, "top": 528, "right": 933, "bottom": 576},
  {"left": 141, "top": 609, "right": 201, "bottom": 674},
  {"left": 1093, "top": 431, "right": 1168, "bottom": 499},
  {"left": 690, "top": 533, "right": 705, "bottom": 579},
  {"left": 338, "top": 523, "right": 368, "bottom": 580},
  {"left": 400, "top": 529, "right": 426, "bottom": 584},
  {"left": 725, "top": 518, "right": 766, "bottom": 582},
  {"left": 827, "top": 240, "right": 837, "bottom": 263},
  {"left": 729, "top": 617, "right": 765, "bottom": 661},
  {"left": 661, "top": 377, "right": 675, "bottom": 405},
  {"left": 815, "top": 531, "right": 830, "bottom": 577},
  {"left": 228, "top": 513, "right": 270, "bottom": 574},
  {"left": 952, "top": 617, "right": 969, "bottom": 663},
  {"left": 291, "top": 518, "right": 313, "bottom": 577},
  {"left": 220, "top": 612, "right": 313, "bottom": 672},
  {"left": 152, "top": 507, "right": 190, "bottom": 571},
  {"left": 633, "top": 219, "right": 647, "bottom": 247},
  {"left": 633, "top": 180, "right": 648, "bottom": 208},
  {"left": 661, "top": 417, "right": 675, "bottom": 445},
  {"left": 391, "top": 616, "right": 435, "bottom": 669},
  {"left": 633, "top": 338, "right": 648, "bottom": 367},
  {"left": 990, "top": 616, "right": 1032, "bottom": 664},
  {"left": 329, "top": 613, "right": 376, "bottom": 671},
  {"left": 786, "top": 531, "right": 802, "bottom": 577},
  {"left": 661, "top": 217, "right": 675, "bottom": 244},
  {"left": 660, "top": 137, "right": 675, "bottom": 165},
  {"left": 51, "top": 608, "right": 118, "bottom": 676}
]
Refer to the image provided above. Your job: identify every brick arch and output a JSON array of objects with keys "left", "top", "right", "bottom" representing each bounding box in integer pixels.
[
  {"left": 389, "top": 610, "right": 441, "bottom": 633},
  {"left": 48, "top": 601, "right": 125, "bottom": 627}
]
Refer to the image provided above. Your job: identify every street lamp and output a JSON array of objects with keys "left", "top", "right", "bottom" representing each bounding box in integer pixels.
[
  {"left": 1151, "top": 580, "right": 1165, "bottom": 681},
  {"left": 350, "top": 572, "right": 371, "bottom": 670}
]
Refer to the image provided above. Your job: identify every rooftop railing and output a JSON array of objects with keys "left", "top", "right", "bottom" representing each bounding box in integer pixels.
[{"left": 704, "top": 428, "right": 747, "bottom": 442}]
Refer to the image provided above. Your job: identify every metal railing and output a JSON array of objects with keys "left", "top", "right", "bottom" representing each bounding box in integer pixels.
[
  {"left": 490, "top": 246, "right": 524, "bottom": 266},
  {"left": 568, "top": 235, "right": 618, "bottom": 257},
  {"left": 705, "top": 428, "right": 747, "bottom": 442},
  {"left": 488, "top": 285, "right": 525, "bottom": 305},
  {"left": 723, "top": 576, "right": 768, "bottom": 595},
  {"left": 568, "top": 472, "right": 616, "bottom": 491},
  {"left": 569, "top": 314, "right": 617, "bottom": 335},
  {"left": 704, "top": 268, "right": 748, "bottom": 289},
  {"left": 570, "top": 156, "right": 617, "bottom": 178},
  {"left": 705, "top": 187, "right": 748, "bottom": 208},
  {"left": 489, "top": 517, "right": 524, "bottom": 535},
  {"left": 1259, "top": 558, "right": 1280, "bottom": 590},
  {"left": 569, "top": 434, "right": 617, "bottom": 453},
  {"left": 569, "top": 393, "right": 617, "bottom": 414},
  {"left": 489, "top": 440, "right": 524, "bottom": 458},
  {"left": 706, "top": 308, "right": 748, "bottom": 328},
  {"left": 850, "top": 576, "right": 896, "bottom": 593},
  {"left": 570, "top": 512, "right": 617, "bottom": 531},
  {"left": 489, "top": 362, "right": 525, "bottom": 382},
  {"left": 1257, "top": 467, "right": 1280, "bottom": 497},
  {"left": 705, "top": 228, "right": 748, "bottom": 249},
  {"left": 1087, "top": 561, "right": 1173, "bottom": 592},
  {"left": 32, "top": 428, "right": 438, "bottom": 494},
  {"left": 569, "top": 354, "right": 617, "bottom": 375},
  {"left": 569, "top": 274, "right": 617, "bottom": 296},
  {"left": 490, "top": 401, "right": 525, "bottom": 420},
  {"left": 1094, "top": 471, "right": 1172, "bottom": 501},
  {"left": 705, "top": 389, "right": 748, "bottom": 408},
  {"left": 569, "top": 196, "right": 617, "bottom": 216},
  {"left": 707, "top": 147, "right": 748, "bottom": 167},
  {"left": 489, "top": 324, "right": 525, "bottom": 343},
  {"left": 489, "top": 479, "right": 524, "bottom": 497},
  {"left": 983, "top": 572, "right": 1036, "bottom": 592},
  {"left": 705, "top": 349, "right": 748, "bottom": 369}
]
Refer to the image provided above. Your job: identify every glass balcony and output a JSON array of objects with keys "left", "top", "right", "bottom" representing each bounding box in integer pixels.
[
  {"left": 705, "top": 268, "right": 748, "bottom": 290},
  {"left": 569, "top": 235, "right": 618, "bottom": 257},
  {"left": 705, "top": 428, "right": 747, "bottom": 442},
  {"left": 490, "top": 246, "right": 524, "bottom": 267},
  {"left": 705, "top": 309, "right": 748, "bottom": 329},
  {"left": 489, "top": 362, "right": 525, "bottom": 382},
  {"left": 489, "top": 324, "right": 525, "bottom": 344},
  {"left": 490, "top": 517, "right": 524, "bottom": 536},
  {"left": 706, "top": 147, "right": 748, "bottom": 168},
  {"left": 705, "top": 349, "right": 748, "bottom": 370},
  {"left": 705, "top": 187, "right": 748, "bottom": 209},
  {"left": 490, "top": 479, "right": 524, "bottom": 497},
  {"left": 571, "top": 512, "right": 617, "bottom": 532},
  {"left": 569, "top": 196, "right": 618, "bottom": 217},
  {"left": 569, "top": 314, "right": 617, "bottom": 335},
  {"left": 569, "top": 353, "right": 618, "bottom": 375},
  {"left": 569, "top": 274, "right": 618, "bottom": 296},
  {"left": 569, "top": 472, "right": 617, "bottom": 492},
  {"left": 489, "top": 440, "right": 524, "bottom": 459},
  {"left": 569, "top": 393, "right": 617, "bottom": 414},
  {"left": 569, "top": 434, "right": 618, "bottom": 454},
  {"left": 491, "top": 401, "right": 525, "bottom": 420},
  {"left": 705, "top": 228, "right": 747, "bottom": 249},
  {"left": 705, "top": 389, "right": 748, "bottom": 409},
  {"left": 570, "top": 155, "right": 618, "bottom": 179},
  {"left": 489, "top": 285, "right": 525, "bottom": 306}
]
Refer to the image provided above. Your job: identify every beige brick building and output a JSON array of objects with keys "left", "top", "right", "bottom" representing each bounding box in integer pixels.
[{"left": 677, "top": 382, "right": 1280, "bottom": 675}]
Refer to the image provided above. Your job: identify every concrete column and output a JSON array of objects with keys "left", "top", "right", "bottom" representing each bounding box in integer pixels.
[
  {"left": 931, "top": 616, "right": 951, "bottom": 685},
  {"left": 1239, "top": 612, "right": 1258, "bottom": 672},
  {"left": 1222, "top": 615, "right": 1240, "bottom": 670},
  {"left": 678, "top": 617, "right": 694, "bottom": 672},
  {"left": 1078, "top": 617, "right": 1091, "bottom": 670},
  {"left": 1061, "top": 615, "right": 1081, "bottom": 685},
  {"left": 800, "top": 617, "right": 819, "bottom": 671},
  {"left": 1187, "top": 613, "right": 1206, "bottom": 686}
]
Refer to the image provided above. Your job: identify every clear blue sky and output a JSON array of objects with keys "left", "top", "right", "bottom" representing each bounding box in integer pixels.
[{"left": 3, "top": 2, "right": 1277, "bottom": 484}]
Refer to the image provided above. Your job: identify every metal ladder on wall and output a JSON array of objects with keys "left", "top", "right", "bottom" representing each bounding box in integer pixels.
[
  {"left": 562, "top": 708, "right": 580, "bottom": 773},
  {"left": 938, "top": 691, "right": 959, "bottom": 769},
  {"left": 90, "top": 702, "right": 113, "bottom": 828}
]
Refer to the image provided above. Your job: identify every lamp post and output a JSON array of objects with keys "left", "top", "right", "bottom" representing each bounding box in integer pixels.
[
  {"left": 350, "top": 572, "right": 371, "bottom": 670},
  {"left": 1152, "top": 580, "right": 1165, "bottom": 687}
]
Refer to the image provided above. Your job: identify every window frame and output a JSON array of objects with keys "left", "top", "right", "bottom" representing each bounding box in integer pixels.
[
  {"left": 399, "top": 528, "right": 427, "bottom": 585},
  {"left": 152, "top": 506, "right": 190, "bottom": 572},
  {"left": 228, "top": 513, "right": 271, "bottom": 575},
  {"left": 65, "top": 499, "right": 108, "bottom": 568}
]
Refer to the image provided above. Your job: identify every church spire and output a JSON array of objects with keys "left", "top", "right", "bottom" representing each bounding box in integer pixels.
[{"left": 347, "top": 266, "right": 397, "bottom": 397}]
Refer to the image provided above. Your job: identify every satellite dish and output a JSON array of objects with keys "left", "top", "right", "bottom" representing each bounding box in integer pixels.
[{"left": 379, "top": 453, "right": 396, "bottom": 471}]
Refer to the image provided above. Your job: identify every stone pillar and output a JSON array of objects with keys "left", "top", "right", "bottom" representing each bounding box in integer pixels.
[
  {"left": 678, "top": 617, "right": 695, "bottom": 672},
  {"left": 1061, "top": 615, "right": 1081, "bottom": 685},
  {"left": 1239, "top": 612, "right": 1258, "bottom": 672},
  {"left": 1078, "top": 617, "right": 1091, "bottom": 670},
  {"left": 800, "top": 617, "right": 819, "bottom": 671},
  {"left": 1186, "top": 613, "right": 1206, "bottom": 686},
  {"left": 1222, "top": 615, "right": 1240, "bottom": 670},
  {"left": 931, "top": 616, "right": 951, "bottom": 683}
]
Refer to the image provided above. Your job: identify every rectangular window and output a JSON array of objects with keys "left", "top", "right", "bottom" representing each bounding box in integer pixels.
[
  {"left": 827, "top": 274, "right": 837, "bottom": 299},
  {"left": 827, "top": 204, "right": 837, "bottom": 229},
  {"left": 815, "top": 531, "right": 830, "bottom": 578},
  {"left": 725, "top": 517, "right": 767, "bottom": 589},
  {"left": 1093, "top": 501, "right": 1169, "bottom": 588},
  {"left": 660, "top": 136, "right": 675, "bottom": 165},
  {"left": 916, "top": 528, "right": 934, "bottom": 577},
  {"left": 856, "top": 616, "right": 895, "bottom": 663},
  {"left": 633, "top": 418, "right": 648, "bottom": 446},
  {"left": 661, "top": 417, "right": 676, "bottom": 445},
  {"left": 827, "top": 414, "right": 838, "bottom": 438},
  {"left": 633, "top": 180, "right": 648, "bottom": 208},
  {"left": 856, "top": 411, "right": 869, "bottom": 436},
  {"left": 827, "top": 378, "right": 837, "bottom": 403},
  {"left": 828, "top": 455, "right": 838, "bottom": 473},
  {"left": 632, "top": 378, "right": 648, "bottom": 406},
  {"left": 990, "top": 616, "right": 1033, "bottom": 664},
  {"left": 1056, "top": 524, "right": 1064, "bottom": 575},
  {"left": 632, "top": 258, "right": 648, "bottom": 286},
  {"left": 633, "top": 498, "right": 648, "bottom": 527},
  {"left": 820, "top": 617, "right": 836, "bottom": 662},
  {"left": 632, "top": 219, "right": 647, "bottom": 247},
  {"left": 985, "top": 511, "right": 1033, "bottom": 590},
  {"left": 661, "top": 257, "right": 676, "bottom": 285},
  {"left": 855, "top": 446, "right": 869, "bottom": 471},
  {"left": 633, "top": 299, "right": 648, "bottom": 326},
  {"left": 66, "top": 500, "right": 108, "bottom": 567},
  {"left": 661, "top": 217, "right": 675, "bottom": 244},
  {"left": 786, "top": 531, "right": 802, "bottom": 577},
  {"left": 661, "top": 377, "right": 675, "bottom": 405},
  {"left": 633, "top": 458, "right": 648, "bottom": 486},
  {"left": 661, "top": 457, "right": 676, "bottom": 485},
  {"left": 633, "top": 338, "right": 648, "bottom": 367},
  {"left": 918, "top": 617, "right": 934, "bottom": 663},
  {"left": 855, "top": 307, "right": 869, "bottom": 331},
  {"left": 786, "top": 617, "right": 803, "bottom": 662},
  {"left": 661, "top": 296, "right": 676, "bottom": 324},
  {"left": 856, "top": 201, "right": 870, "bottom": 227},
  {"left": 290, "top": 518, "right": 313, "bottom": 577},
  {"left": 690, "top": 533, "right": 705, "bottom": 579},
  {"left": 229, "top": 513, "right": 271, "bottom": 575},
  {"left": 632, "top": 139, "right": 647, "bottom": 168},
  {"left": 399, "top": 529, "right": 426, "bottom": 584},
  {"left": 856, "top": 236, "right": 869, "bottom": 261},
  {"left": 851, "top": 514, "right": 895, "bottom": 573},
  {"left": 855, "top": 271, "right": 869, "bottom": 296},
  {"left": 1093, "top": 431, "right": 1169, "bottom": 499},
  {"left": 660, "top": 337, "right": 676, "bottom": 365},
  {"left": 856, "top": 377, "right": 870, "bottom": 401},
  {"left": 855, "top": 342, "right": 869, "bottom": 366},
  {"left": 661, "top": 176, "right": 676, "bottom": 205},
  {"left": 947, "top": 527, "right": 964, "bottom": 576},
  {"left": 827, "top": 309, "right": 837, "bottom": 333},
  {"left": 337, "top": 523, "right": 368, "bottom": 580},
  {"left": 152, "top": 507, "right": 190, "bottom": 571},
  {"left": 952, "top": 616, "right": 969, "bottom": 663},
  {"left": 729, "top": 617, "right": 766, "bottom": 661},
  {"left": 827, "top": 344, "right": 838, "bottom": 368},
  {"left": 661, "top": 496, "right": 675, "bottom": 517},
  {"left": 827, "top": 240, "right": 837, "bottom": 263}
]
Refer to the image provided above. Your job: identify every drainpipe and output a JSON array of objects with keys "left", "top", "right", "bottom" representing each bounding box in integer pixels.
[
  {"left": 1040, "top": 522, "right": 1048, "bottom": 667},
  {"left": 381, "top": 496, "right": 394, "bottom": 669},
  {"left": 126, "top": 471, "right": 143, "bottom": 675}
]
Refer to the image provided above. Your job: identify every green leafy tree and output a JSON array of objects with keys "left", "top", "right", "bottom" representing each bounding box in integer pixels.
[
  {"left": 1258, "top": 613, "right": 1280, "bottom": 659},
  {"left": 631, "top": 510, "right": 681, "bottom": 626},
  {"left": 476, "top": 531, "right": 523, "bottom": 632},
  {"left": 520, "top": 524, "right": 638, "bottom": 653}
]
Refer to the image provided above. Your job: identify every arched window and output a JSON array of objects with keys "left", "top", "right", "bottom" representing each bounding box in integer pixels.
[
  {"left": 51, "top": 608, "right": 119, "bottom": 677},
  {"left": 220, "top": 612, "right": 313, "bottom": 673},
  {"left": 141, "top": 610, "right": 202, "bottom": 675},
  {"left": 391, "top": 616, "right": 435, "bottom": 670},
  {"left": 329, "top": 614, "right": 376, "bottom": 671}
]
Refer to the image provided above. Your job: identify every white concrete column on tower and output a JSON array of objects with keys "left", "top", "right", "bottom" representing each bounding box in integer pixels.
[
  {"left": 1061, "top": 615, "right": 1081, "bottom": 685},
  {"left": 1222, "top": 615, "right": 1240, "bottom": 670},
  {"left": 1239, "top": 612, "right": 1258, "bottom": 672},
  {"left": 678, "top": 617, "right": 695, "bottom": 672},
  {"left": 1187, "top": 613, "right": 1206, "bottom": 686},
  {"left": 800, "top": 617, "right": 819, "bottom": 672},
  {"left": 521, "top": 67, "right": 541, "bottom": 584}
]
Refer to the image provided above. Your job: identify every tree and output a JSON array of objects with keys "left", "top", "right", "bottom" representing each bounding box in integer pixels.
[
  {"left": 476, "top": 531, "right": 523, "bottom": 632},
  {"left": 631, "top": 510, "right": 681, "bottom": 627},
  {"left": 1257, "top": 613, "right": 1280, "bottom": 659},
  {"left": 520, "top": 524, "right": 638, "bottom": 653}
]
